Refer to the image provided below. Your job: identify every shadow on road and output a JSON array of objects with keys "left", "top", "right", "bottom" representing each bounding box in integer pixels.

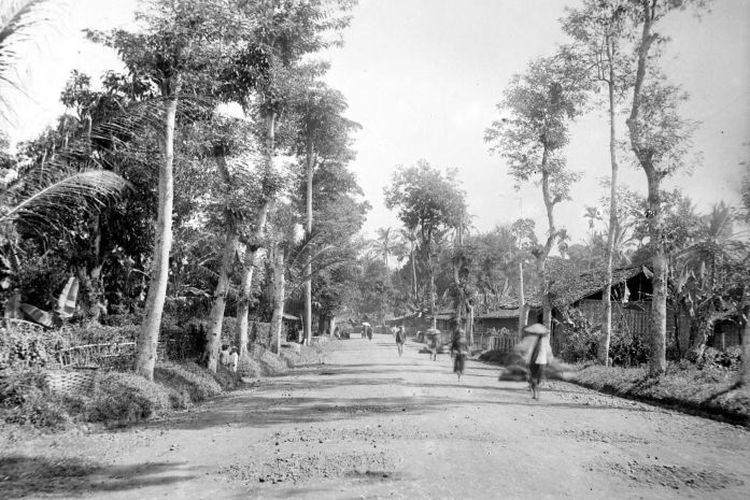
[{"left": 0, "top": 455, "right": 195, "bottom": 500}]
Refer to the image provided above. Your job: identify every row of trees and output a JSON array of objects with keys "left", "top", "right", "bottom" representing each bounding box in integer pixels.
[
  {"left": 1, "top": 0, "right": 370, "bottom": 380},
  {"left": 484, "top": 0, "right": 750, "bottom": 377},
  {"left": 364, "top": 1, "right": 748, "bottom": 383}
]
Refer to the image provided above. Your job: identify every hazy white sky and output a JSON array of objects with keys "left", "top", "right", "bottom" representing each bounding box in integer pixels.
[{"left": 10, "top": 0, "right": 750, "bottom": 244}]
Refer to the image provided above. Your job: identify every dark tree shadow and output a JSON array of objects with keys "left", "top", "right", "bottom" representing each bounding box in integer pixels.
[{"left": 0, "top": 455, "right": 195, "bottom": 499}]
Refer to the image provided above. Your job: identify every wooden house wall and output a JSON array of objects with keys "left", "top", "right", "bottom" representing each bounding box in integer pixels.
[{"left": 557, "top": 298, "right": 740, "bottom": 354}]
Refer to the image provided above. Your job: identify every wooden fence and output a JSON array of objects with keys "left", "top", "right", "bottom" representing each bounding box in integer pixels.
[
  {"left": 57, "top": 341, "right": 170, "bottom": 368},
  {"left": 472, "top": 327, "right": 521, "bottom": 354}
]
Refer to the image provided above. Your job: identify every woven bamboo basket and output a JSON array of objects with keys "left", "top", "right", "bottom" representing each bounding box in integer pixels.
[{"left": 45, "top": 369, "right": 99, "bottom": 396}]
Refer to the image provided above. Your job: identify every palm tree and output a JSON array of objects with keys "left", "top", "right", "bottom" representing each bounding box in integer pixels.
[
  {"left": 375, "top": 227, "right": 400, "bottom": 268},
  {"left": 1, "top": 0, "right": 65, "bottom": 128}
]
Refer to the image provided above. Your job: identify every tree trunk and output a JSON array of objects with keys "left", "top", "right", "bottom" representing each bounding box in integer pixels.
[
  {"left": 204, "top": 229, "right": 239, "bottom": 372},
  {"left": 429, "top": 263, "right": 437, "bottom": 330},
  {"left": 517, "top": 261, "right": 525, "bottom": 336},
  {"left": 742, "top": 298, "right": 749, "bottom": 387},
  {"left": 135, "top": 91, "right": 178, "bottom": 381},
  {"left": 269, "top": 246, "right": 286, "bottom": 355},
  {"left": 304, "top": 137, "right": 314, "bottom": 345},
  {"left": 673, "top": 307, "right": 682, "bottom": 357},
  {"left": 625, "top": 0, "right": 665, "bottom": 377},
  {"left": 235, "top": 111, "right": 276, "bottom": 356},
  {"left": 234, "top": 201, "right": 271, "bottom": 356},
  {"left": 646, "top": 169, "right": 668, "bottom": 376},
  {"left": 599, "top": 47, "right": 619, "bottom": 366},
  {"left": 410, "top": 247, "right": 418, "bottom": 305}
]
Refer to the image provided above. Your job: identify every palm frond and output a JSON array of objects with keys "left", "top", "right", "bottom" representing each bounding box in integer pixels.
[
  {"left": 0, "top": 0, "right": 68, "bottom": 127},
  {"left": 0, "top": 170, "right": 129, "bottom": 230}
]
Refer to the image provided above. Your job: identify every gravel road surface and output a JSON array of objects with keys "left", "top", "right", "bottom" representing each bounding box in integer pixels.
[{"left": 2, "top": 334, "right": 749, "bottom": 499}]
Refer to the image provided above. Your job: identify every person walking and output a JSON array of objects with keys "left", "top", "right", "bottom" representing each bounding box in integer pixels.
[
  {"left": 450, "top": 326, "right": 468, "bottom": 382},
  {"left": 395, "top": 325, "right": 406, "bottom": 357},
  {"left": 428, "top": 329, "right": 440, "bottom": 361},
  {"left": 523, "top": 323, "right": 553, "bottom": 400}
]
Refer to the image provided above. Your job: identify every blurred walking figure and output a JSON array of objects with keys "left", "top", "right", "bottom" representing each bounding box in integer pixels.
[
  {"left": 523, "top": 323, "right": 553, "bottom": 400},
  {"left": 361, "top": 322, "right": 371, "bottom": 341},
  {"left": 395, "top": 325, "right": 406, "bottom": 357},
  {"left": 450, "top": 327, "right": 468, "bottom": 382},
  {"left": 427, "top": 328, "right": 440, "bottom": 361}
]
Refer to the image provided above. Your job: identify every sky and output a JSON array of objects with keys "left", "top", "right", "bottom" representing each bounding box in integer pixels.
[{"left": 8, "top": 0, "right": 750, "bottom": 244}]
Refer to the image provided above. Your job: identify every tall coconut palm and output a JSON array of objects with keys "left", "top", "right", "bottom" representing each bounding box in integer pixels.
[{"left": 375, "top": 227, "right": 399, "bottom": 268}]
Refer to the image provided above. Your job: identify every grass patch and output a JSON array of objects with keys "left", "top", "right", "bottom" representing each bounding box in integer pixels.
[
  {"left": 571, "top": 363, "right": 750, "bottom": 426},
  {"left": 86, "top": 372, "right": 172, "bottom": 425},
  {"left": 153, "top": 361, "right": 223, "bottom": 408},
  {"left": 0, "top": 339, "right": 334, "bottom": 430}
]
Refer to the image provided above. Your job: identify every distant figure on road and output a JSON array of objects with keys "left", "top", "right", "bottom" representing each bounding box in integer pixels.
[
  {"left": 523, "top": 323, "right": 553, "bottom": 400},
  {"left": 395, "top": 325, "right": 406, "bottom": 357},
  {"left": 451, "top": 327, "right": 468, "bottom": 382},
  {"left": 427, "top": 330, "right": 440, "bottom": 361}
]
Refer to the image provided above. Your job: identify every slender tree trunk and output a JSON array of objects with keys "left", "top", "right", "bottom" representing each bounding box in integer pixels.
[
  {"left": 741, "top": 294, "right": 749, "bottom": 387},
  {"left": 234, "top": 201, "right": 271, "bottom": 356},
  {"left": 517, "top": 261, "right": 526, "bottom": 336},
  {"left": 599, "top": 46, "right": 619, "bottom": 366},
  {"left": 467, "top": 304, "right": 474, "bottom": 346},
  {"left": 673, "top": 307, "right": 682, "bottom": 357},
  {"left": 205, "top": 230, "right": 239, "bottom": 372},
  {"left": 647, "top": 170, "right": 668, "bottom": 375},
  {"left": 269, "top": 247, "right": 286, "bottom": 355},
  {"left": 410, "top": 246, "right": 418, "bottom": 304},
  {"left": 428, "top": 246, "right": 437, "bottom": 330},
  {"left": 235, "top": 112, "right": 276, "bottom": 356},
  {"left": 304, "top": 137, "right": 314, "bottom": 345},
  {"left": 626, "top": 1, "right": 666, "bottom": 377},
  {"left": 539, "top": 155, "right": 556, "bottom": 335},
  {"left": 135, "top": 91, "right": 178, "bottom": 381},
  {"left": 76, "top": 214, "right": 106, "bottom": 322}
]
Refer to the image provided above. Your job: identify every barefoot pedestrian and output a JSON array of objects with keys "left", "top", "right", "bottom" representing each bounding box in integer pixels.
[
  {"left": 427, "top": 329, "right": 440, "bottom": 361},
  {"left": 395, "top": 325, "right": 406, "bottom": 357},
  {"left": 523, "top": 323, "right": 553, "bottom": 400},
  {"left": 450, "top": 327, "right": 468, "bottom": 382}
]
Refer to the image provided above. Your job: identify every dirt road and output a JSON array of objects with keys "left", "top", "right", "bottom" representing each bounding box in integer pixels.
[{"left": 3, "top": 334, "right": 750, "bottom": 499}]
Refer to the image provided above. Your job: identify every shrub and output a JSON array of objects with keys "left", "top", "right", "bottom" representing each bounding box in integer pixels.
[
  {"left": 60, "top": 324, "right": 126, "bottom": 345},
  {"left": 0, "top": 369, "right": 72, "bottom": 429},
  {"left": 86, "top": 372, "right": 171, "bottom": 424},
  {"left": 556, "top": 308, "right": 598, "bottom": 363},
  {"left": 251, "top": 345, "right": 287, "bottom": 376},
  {"left": 237, "top": 353, "right": 262, "bottom": 378},
  {"left": 0, "top": 324, "right": 66, "bottom": 370},
  {"left": 609, "top": 328, "right": 649, "bottom": 367},
  {"left": 0, "top": 369, "right": 50, "bottom": 407},
  {"left": 154, "top": 361, "right": 222, "bottom": 405}
]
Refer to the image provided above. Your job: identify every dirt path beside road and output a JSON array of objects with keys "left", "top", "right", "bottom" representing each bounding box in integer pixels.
[{"left": 3, "top": 334, "right": 749, "bottom": 499}]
